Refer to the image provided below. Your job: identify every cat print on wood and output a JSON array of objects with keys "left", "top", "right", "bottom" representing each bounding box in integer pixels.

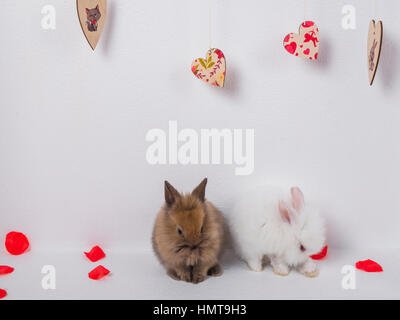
[
  {"left": 77, "top": 0, "right": 107, "bottom": 50},
  {"left": 86, "top": 5, "right": 101, "bottom": 32}
]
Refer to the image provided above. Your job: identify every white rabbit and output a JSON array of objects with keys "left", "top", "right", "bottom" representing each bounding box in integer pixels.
[{"left": 229, "top": 185, "right": 325, "bottom": 277}]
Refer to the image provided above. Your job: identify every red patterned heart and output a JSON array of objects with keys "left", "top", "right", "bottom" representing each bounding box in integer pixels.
[{"left": 284, "top": 21, "right": 319, "bottom": 60}]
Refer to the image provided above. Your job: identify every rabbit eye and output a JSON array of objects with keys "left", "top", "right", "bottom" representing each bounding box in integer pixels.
[
  {"left": 300, "top": 244, "right": 306, "bottom": 252},
  {"left": 177, "top": 228, "right": 184, "bottom": 237}
]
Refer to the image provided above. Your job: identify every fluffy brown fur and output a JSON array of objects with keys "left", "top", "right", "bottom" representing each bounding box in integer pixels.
[{"left": 152, "top": 178, "right": 224, "bottom": 284}]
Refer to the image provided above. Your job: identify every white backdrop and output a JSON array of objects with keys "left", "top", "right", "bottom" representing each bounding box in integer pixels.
[{"left": 1, "top": 0, "right": 400, "bottom": 255}]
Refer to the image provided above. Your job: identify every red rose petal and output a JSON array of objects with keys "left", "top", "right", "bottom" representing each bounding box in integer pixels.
[
  {"left": 5, "top": 231, "right": 30, "bottom": 255},
  {"left": 355, "top": 259, "right": 383, "bottom": 272},
  {"left": 310, "top": 245, "right": 328, "bottom": 260},
  {"left": 0, "top": 289, "right": 7, "bottom": 299},
  {"left": 88, "top": 265, "right": 110, "bottom": 280},
  {"left": 84, "top": 245, "right": 106, "bottom": 262},
  {"left": 0, "top": 266, "right": 14, "bottom": 275}
]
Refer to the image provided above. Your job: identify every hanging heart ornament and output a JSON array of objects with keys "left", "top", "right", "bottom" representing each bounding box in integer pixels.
[
  {"left": 191, "top": 48, "right": 226, "bottom": 87},
  {"left": 77, "top": 0, "right": 107, "bottom": 50},
  {"left": 367, "top": 20, "right": 383, "bottom": 85},
  {"left": 283, "top": 21, "right": 319, "bottom": 60}
]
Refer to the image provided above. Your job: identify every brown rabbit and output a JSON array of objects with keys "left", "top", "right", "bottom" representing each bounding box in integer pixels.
[{"left": 152, "top": 178, "right": 224, "bottom": 284}]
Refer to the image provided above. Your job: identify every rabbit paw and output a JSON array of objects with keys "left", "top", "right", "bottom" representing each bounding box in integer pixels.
[
  {"left": 299, "top": 260, "right": 318, "bottom": 278},
  {"left": 271, "top": 257, "right": 289, "bottom": 276},
  {"left": 177, "top": 269, "right": 193, "bottom": 283},
  {"left": 246, "top": 259, "right": 263, "bottom": 272},
  {"left": 208, "top": 264, "right": 223, "bottom": 277},
  {"left": 304, "top": 270, "right": 319, "bottom": 278},
  {"left": 272, "top": 264, "right": 289, "bottom": 276},
  {"left": 192, "top": 272, "right": 206, "bottom": 284}
]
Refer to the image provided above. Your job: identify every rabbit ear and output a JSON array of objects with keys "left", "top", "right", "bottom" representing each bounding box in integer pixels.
[
  {"left": 192, "top": 178, "right": 207, "bottom": 202},
  {"left": 291, "top": 187, "right": 304, "bottom": 211},
  {"left": 279, "top": 201, "right": 292, "bottom": 223},
  {"left": 164, "top": 181, "right": 180, "bottom": 206}
]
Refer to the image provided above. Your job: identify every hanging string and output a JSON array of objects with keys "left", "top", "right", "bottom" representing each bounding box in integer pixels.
[
  {"left": 209, "top": 0, "right": 212, "bottom": 49},
  {"left": 304, "top": 0, "right": 307, "bottom": 21},
  {"left": 373, "top": 0, "right": 379, "bottom": 18}
]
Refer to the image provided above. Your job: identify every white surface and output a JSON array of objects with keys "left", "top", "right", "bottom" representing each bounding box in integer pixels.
[
  {"left": 1, "top": 0, "right": 400, "bottom": 299},
  {"left": 0, "top": 246, "right": 399, "bottom": 300}
]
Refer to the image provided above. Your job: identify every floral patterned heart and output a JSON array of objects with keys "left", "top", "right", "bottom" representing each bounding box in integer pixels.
[
  {"left": 191, "top": 48, "right": 226, "bottom": 87},
  {"left": 283, "top": 21, "right": 319, "bottom": 60}
]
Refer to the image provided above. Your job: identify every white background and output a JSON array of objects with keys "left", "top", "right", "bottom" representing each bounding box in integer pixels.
[{"left": 1, "top": 0, "right": 400, "bottom": 299}]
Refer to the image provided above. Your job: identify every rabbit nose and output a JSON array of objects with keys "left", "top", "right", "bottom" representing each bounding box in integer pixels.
[{"left": 191, "top": 240, "right": 202, "bottom": 250}]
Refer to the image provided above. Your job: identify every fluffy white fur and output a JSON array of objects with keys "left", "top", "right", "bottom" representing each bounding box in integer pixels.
[{"left": 229, "top": 185, "right": 326, "bottom": 276}]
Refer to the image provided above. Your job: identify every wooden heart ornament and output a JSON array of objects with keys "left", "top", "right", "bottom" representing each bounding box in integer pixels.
[
  {"left": 284, "top": 21, "right": 319, "bottom": 60},
  {"left": 191, "top": 49, "right": 226, "bottom": 87},
  {"left": 367, "top": 20, "right": 383, "bottom": 85},
  {"left": 77, "top": 0, "right": 107, "bottom": 50}
]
